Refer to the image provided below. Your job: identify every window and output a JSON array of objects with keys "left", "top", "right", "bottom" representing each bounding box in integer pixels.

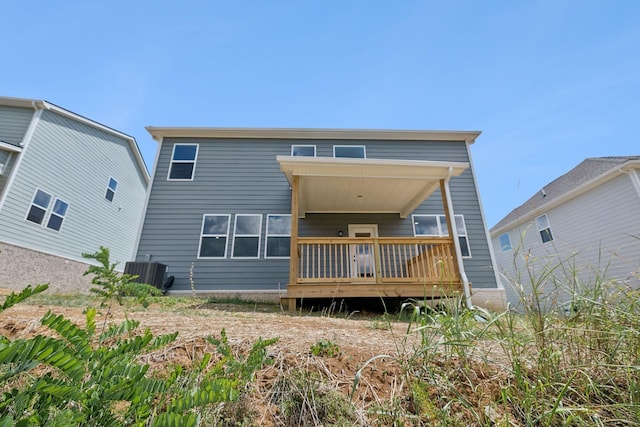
[
  {"left": 105, "top": 177, "right": 118, "bottom": 202},
  {"left": 0, "top": 150, "right": 10, "bottom": 175},
  {"left": 413, "top": 214, "right": 471, "bottom": 257},
  {"left": 265, "top": 214, "right": 291, "bottom": 258},
  {"left": 168, "top": 144, "right": 198, "bottom": 180},
  {"left": 536, "top": 214, "right": 554, "bottom": 243},
  {"left": 333, "top": 145, "right": 366, "bottom": 158},
  {"left": 26, "top": 189, "right": 52, "bottom": 225},
  {"left": 232, "top": 214, "right": 262, "bottom": 258},
  {"left": 291, "top": 145, "right": 316, "bottom": 157},
  {"left": 26, "top": 189, "right": 69, "bottom": 232},
  {"left": 198, "top": 214, "right": 230, "bottom": 258},
  {"left": 499, "top": 233, "right": 512, "bottom": 251},
  {"left": 46, "top": 199, "right": 69, "bottom": 231}
]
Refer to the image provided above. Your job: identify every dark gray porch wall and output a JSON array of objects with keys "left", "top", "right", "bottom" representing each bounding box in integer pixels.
[{"left": 135, "top": 136, "right": 497, "bottom": 292}]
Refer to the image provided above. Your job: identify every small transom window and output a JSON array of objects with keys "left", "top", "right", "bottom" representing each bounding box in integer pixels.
[
  {"left": 291, "top": 145, "right": 316, "bottom": 157},
  {"left": 333, "top": 145, "right": 366, "bottom": 159}
]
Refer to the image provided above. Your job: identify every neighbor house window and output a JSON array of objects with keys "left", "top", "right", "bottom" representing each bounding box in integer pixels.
[
  {"left": 198, "top": 214, "right": 230, "bottom": 258},
  {"left": 265, "top": 214, "right": 291, "bottom": 258},
  {"left": 536, "top": 214, "right": 554, "bottom": 243},
  {"left": 499, "top": 233, "right": 512, "bottom": 251},
  {"left": 232, "top": 214, "right": 262, "bottom": 258},
  {"left": 26, "top": 189, "right": 52, "bottom": 225},
  {"left": 333, "top": 145, "right": 366, "bottom": 158},
  {"left": 168, "top": 144, "right": 198, "bottom": 180},
  {"left": 291, "top": 145, "right": 316, "bottom": 157},
  {"left": 0, "top": 150, "right": 10, "bottom": 175},
  {"left": 412, "top": 214, "right": 471, "bottom": 257},
  {"left": 46, "top": 199, "right": 69, "bottom": 231},
  {"left": 26, "top": 189, "right": 69, "bottom": 232},
  {"left": 105, "top": 177, "right": 118, "bottom": 202}
]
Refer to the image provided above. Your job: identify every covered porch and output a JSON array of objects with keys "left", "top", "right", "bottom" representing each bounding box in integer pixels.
[{"left": 278, "top": 155, "right": 472, "bottom": 310}]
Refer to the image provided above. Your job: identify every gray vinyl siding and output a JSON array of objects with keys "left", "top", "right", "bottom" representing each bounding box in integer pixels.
[
  {"left": 0, "top": 110, "right": 148, "bottom": 265},
  {"left": 492, "top": 173, "right": 640, "bottom": 309},
  {"left": 0, "top": 106, "right": 33, "bottom": 146},
  {"left": 137, "top": 137, "right": 498, "bottom": 293}
]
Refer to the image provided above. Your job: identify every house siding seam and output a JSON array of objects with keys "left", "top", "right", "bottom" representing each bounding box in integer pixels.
[
  {"left": 0, "top": 109, "right": 148, "bottom": 265},
  {"left": 136, "top": 136, "right": 499, "bottom": 293}
]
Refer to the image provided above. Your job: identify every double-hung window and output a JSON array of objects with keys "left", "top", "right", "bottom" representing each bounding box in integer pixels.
[
  {"left": 333, "top": 145, "right": 366, "bottom": 158},
  {"left": 536, "top": 214, "right": 554, "bottom": 243},
  {"left": 265, "top": 214, "right": 291, "bottom": 258},
  {"left": 499, "top": 233, "right": 512, "bottom": 251},
  {"left": 26, "top": 189, "right": 69, "bottom": 232},
  {"left": 198, "top": 214, "right": 230, "bottom": 258},
  {"left": 232, "top": 214, "right": 262, "bottom": 258},
  {"left": 168, "top": 144, "right": 198, "bottom": 180},
  {"left": 291, "top": 145, "right": 316, "bottom": 157},
  {"left": 412, "top": 214, "right": 471, "bottom": 257},
  {"left": 105, "top": 177, "right": 118, "bottom": 202}
]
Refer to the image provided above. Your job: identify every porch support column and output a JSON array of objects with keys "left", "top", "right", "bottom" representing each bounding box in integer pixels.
[
  {"left": 440, "top": 174, "right": 474, "bottom": 310},
  {"left": 288, "top": 175, "right": 300, "bottom": 311}
]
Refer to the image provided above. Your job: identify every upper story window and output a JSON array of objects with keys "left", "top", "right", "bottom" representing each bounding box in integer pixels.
[
  {"left": 168, "top": 144, "right": 198, "bottom": 180},
  {"left": 536, "top": 214, "right": 554, "bottom": 243},
  {"left": 198, "top": 214, "right": 230, "bottom": 258},
  {"left": 232, "top": 214, "right": 262, "bottom": 258},
  {"left": 499, "top": 232, "right": 512, "bottom": 251},
  {"left": 105, "top": 177, "right": 118, "bottom": 202},
  {"left": 265, "top": 214, "right": 291, "bottom": 258},
  {"left": 291, "top": 145, "right": 316, "bottom": 157},
  {"left": 26, "top": 188, "right": 69, "bottom": 232},
  {"left": 412, "top": 214, "right": 471, "bottom": 257},
  {"left": 333, "top": 145, "right": 366, "bottom": 159},
  {"left": 0, "top": 150, "right": 10, "bottom": 175}
]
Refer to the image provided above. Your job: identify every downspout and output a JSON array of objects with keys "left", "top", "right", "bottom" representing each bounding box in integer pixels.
[{"left": 442, "top": 167, "right": 474, "bottom": 310}]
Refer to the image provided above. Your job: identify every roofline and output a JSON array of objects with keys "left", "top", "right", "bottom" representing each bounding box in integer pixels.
[
  {"left": 491, "top": 159, "right": 640, "bottom": 236},
  {"left": 145, "top": 127, "right": 481, "bottom": 144},
  {"left": 0, "top": 96, "right": 149, "bottom": 184}
]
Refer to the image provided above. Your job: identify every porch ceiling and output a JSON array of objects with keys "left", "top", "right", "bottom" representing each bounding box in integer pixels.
[{"left": 277, "top": 156, "right": 469, "bottom": 218}]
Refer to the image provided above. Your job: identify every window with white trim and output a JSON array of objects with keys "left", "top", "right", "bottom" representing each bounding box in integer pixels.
[
  {"left": 168, "top": 144, "right": 198, "bottom": 180},
  {"left": 232, "top": 214, "right": 262, "bottom": 258},
  {"left": 291, "top": 145, "right": 316, "bottom": 157},
  {"left": 105, "top": 177, "right": 118, "bottom": 202},
  {"left": 412, "top": 214, "right": 471, "bottom": 257},
  {"left": 198, "top": 214, "right": 230, "bottom": 258},
  {"left": 265, "top": 214, "right": 291, "bottom": 258},
  {"left": 333, "top": 145, "right": 366, "bottom": 158},
  {"left": 535, "top": 214, "right": 554, "bottom": 243},
  {"left": 26, "top": 189, "right": 69, "bottom": 232},
  {"left": 499, "top": 232, "right": 512, "bottom": 251},
  {"left": 0, "top": 150, "right": 10, "bottom": 175}
]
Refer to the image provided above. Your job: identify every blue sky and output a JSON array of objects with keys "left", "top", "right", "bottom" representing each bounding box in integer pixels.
[{"left": 2, "top": 1, "right": 638, "bottom": 227}]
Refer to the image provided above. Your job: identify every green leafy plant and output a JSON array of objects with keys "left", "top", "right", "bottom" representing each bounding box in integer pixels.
[{"left": 310, "top": 339, "right": 340, "bottom": 358}]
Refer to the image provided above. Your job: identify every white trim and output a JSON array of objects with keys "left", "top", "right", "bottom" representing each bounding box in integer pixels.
[
  {"left": 0, "top": 141, "right": 22, "bottom": 152},
  {"left": 197, "top": 214, "right": 231, "bottom": 259},
  {"left": 105, "top": 176, "right": 118, "bottom": 202},
  {"left": 625, "top": 169, "right": 640, "bottom": 200},
  {"left": 333, "top": 145, "right": 366, "bottom": 159},
  {"left": 231, "top": 214, "right": 262, "bottom": 259},
  {"left": 291, "top": 145, "right": 316, "bottom": 157},
  {"left": 25, "top": 187, "right": 52, "bottom": 225},
  {"left": 535, "top": 213, "right": 554, "bottom": 244},
  {"left": 167, "top": 143, "right": 199, "bottom": 181},
  {"left": 264, "top": 214, "right": 291, "bottom": 259},
  {"left": 0, "top": 109, "right": 42, "bottom": 211},
  {"left": 146, "top": 126, "right": 482, "bottom": 144},
  {"left": 412, "top": 214, "right": 471, "bottom": 258}
]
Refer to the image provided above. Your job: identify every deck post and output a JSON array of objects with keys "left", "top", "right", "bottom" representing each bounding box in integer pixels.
[{"left": 288, "top": 175, "right": 300, "bottom": 310}]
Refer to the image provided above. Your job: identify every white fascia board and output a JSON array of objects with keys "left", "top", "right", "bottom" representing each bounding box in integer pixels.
[
  {"left": 0, "top": 141, "right": 22, "bottom": 152},
  {"left": 146, "top": 126, "right": 481, "bottom": 144}
]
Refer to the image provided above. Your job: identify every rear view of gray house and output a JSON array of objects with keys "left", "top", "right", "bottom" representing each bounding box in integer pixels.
[
  {"left": 0, "top": 96, "right": 150, "bottom": 293},
  {"left": 490, "top": 156, "right": 640, "bottom": 309},
  {"left": 135, "top": 127, "right": 504, "bottom": 310}
]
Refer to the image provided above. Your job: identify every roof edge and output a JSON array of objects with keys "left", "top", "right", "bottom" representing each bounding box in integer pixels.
[{"left": 146, "top": 127, "right": 481, "bottom": 143}]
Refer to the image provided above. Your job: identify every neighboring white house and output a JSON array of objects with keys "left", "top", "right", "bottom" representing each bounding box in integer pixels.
[
  {"left": 490, "top": 156, "right": 640, "bottom": 309},
  {"left": 0, "top": 96, "right": 150, "bottom": 293}
]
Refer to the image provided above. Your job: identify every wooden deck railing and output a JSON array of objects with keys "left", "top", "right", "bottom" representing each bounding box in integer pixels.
[{"left": 296, "top": 237, "right": 459, "bottom": 285}]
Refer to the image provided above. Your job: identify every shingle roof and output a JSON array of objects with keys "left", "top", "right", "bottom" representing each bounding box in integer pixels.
[{"left": 491, "top": 156, "right": 640, "bottom": 232}]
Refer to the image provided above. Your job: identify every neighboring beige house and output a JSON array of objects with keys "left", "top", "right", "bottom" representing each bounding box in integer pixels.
[{"left": 490, "top": 156, "right": 640, "bottom": 309}]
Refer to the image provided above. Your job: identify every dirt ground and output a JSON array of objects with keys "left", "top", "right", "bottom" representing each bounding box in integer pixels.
[{"left": 1, "top": 293, "right": 433, "bottom": 425}]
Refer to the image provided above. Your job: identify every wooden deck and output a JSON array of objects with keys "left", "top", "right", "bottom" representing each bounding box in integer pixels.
[{"left": 283, "top": 237, "right": 464, "bottom": 310}]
